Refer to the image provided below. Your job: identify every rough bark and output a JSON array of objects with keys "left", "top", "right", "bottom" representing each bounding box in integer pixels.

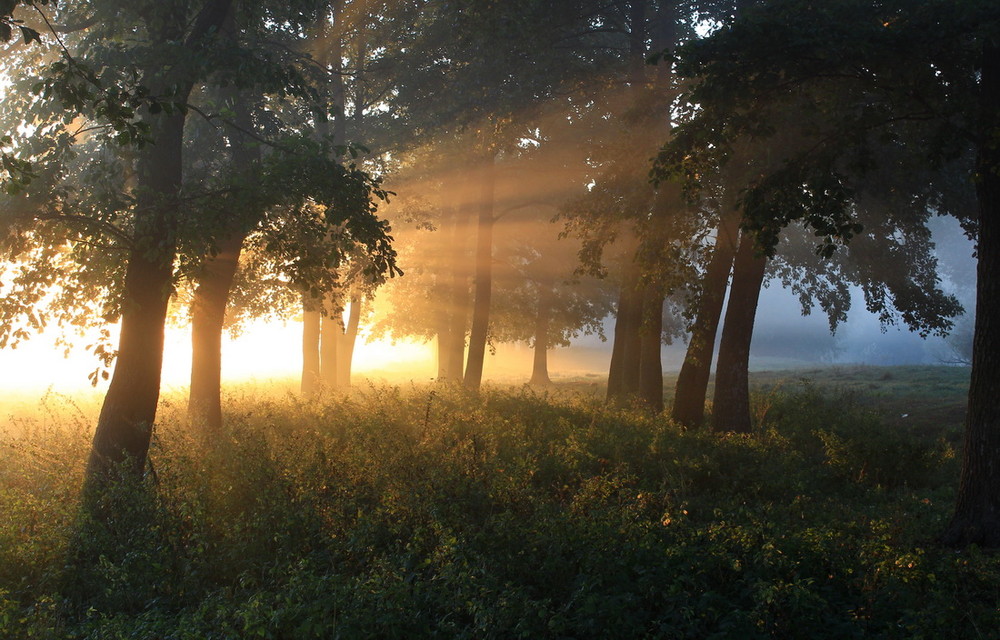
[
  {"left": 672, "top": 210, "right": 740, "bottom": 428},
  {"left": 529, "top": 277, "right": 554, "bottom": 386},
  {"left": 463, "top": 153, "right": 496, "bottom": 390},
  {"left": 941, "top": 39, "right": 1000, "bottom": 547},
  {"left": 85, "top": 0, "right": 234, "bottom": 483},
  {"left": 711, "top": 231, "right": 767, "bottom": 434}
]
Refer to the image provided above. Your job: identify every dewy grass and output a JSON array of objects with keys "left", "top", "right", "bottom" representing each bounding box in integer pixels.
[{"left": 0, "top": 372, "right": 995, "bottom": 639}]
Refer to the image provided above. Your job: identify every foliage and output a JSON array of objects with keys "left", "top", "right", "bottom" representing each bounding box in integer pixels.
[
  {"left": 654, "top": 0, "right": 992, "bottom": 252},
  {"left": 0, "top": 376, "right": 995, "bottom": 638}
]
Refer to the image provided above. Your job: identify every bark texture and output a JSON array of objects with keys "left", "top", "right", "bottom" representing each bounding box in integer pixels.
[{"left": 711, "top": 231, "right": 766, "bottom": 434}]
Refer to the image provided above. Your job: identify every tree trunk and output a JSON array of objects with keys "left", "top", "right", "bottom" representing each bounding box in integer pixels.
[
  {"left": 637, "top": 282, "right": 665, "bottom": 413},
  {"left": 86, "top": 106, "right": 188, "bottom": 481},
  {"left": 338, "top": 291, "right": 361, "bottom": 388},
  {"left": 188, "top": 232, "right": 242, "bottom": 429},
  {"left": 436, "top": 206, "right": 458, "bottom": 381},
  {"left": 529, "top": 277, "right": 554, "bottom": 386},
  {"left": 620, "top": 277, "right": 643, "bottom": 395},
  {"left": 320, "top": 296, "right": 341, "bottom": 389},
  {"left": 941, "top": 39, "right": 1000, "bottom": 547},
  {"left": 711, "top": 230, "right": 767, "bottom": 434},
  {"left": 672, "top": 210, "right": 740, "bottom": 428},
  {"left": 607, "top": 259, "right": 641, "bottom": 404},
  {"left": 442, "top": 204, "right": 471, "bottom": 382},
  {"left": 84, "top": 0, "right": 236, "bottom": 483},
  {"left": 463, "top": 153, "right": 496, "bottom": 390},
  {"left": 301, "top": 297, "right": 321, "bottom": 395},
  {"left": 187, "top": 88, "right": 259, "bottom": 429}
]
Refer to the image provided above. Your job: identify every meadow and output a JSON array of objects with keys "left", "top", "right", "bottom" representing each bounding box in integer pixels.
[{"left": 1, "top": 366, "right": 996, "bottom": 639}]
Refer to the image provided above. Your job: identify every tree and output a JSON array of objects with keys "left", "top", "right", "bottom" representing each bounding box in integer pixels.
[
  {"left": 384, "top": 0, "right": 620, "bottom": 391},
  {"left": 0, "top": 0, "right": 398, "bottom": 479},
  {"left": 655, "top": 0, "right": 999, "bottom": 545}
]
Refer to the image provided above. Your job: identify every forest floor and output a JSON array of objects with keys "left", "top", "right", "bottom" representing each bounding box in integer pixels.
[{"left": 1, "top": 364, "right": 994, "bottom": 639}]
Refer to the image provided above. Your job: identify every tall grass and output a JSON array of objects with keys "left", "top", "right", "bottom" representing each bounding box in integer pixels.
[{"left": 0, "top": 381, "right": 995, "bottom": 639}]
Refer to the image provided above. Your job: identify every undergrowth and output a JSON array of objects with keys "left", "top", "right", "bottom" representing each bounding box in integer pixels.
[{"left": 0, "top": 383, "right": 994, "bottom": 639}]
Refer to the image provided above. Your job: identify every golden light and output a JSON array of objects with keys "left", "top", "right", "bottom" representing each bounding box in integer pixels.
[{"left": 1, "top": 319, "right": 438, "bottom": 400}]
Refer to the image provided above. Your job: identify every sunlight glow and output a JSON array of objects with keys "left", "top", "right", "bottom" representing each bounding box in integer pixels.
[{"left": 2, "top": 319, "right": 438, "bottom": 397}]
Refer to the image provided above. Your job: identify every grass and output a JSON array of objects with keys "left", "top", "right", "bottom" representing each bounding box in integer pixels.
[{"left": 0, "top": 366, "right": 994, "bottom": 639}]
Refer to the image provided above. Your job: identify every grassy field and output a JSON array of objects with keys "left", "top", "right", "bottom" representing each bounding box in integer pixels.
[{"left": 1, "top": 365, "right": 994, "bottom": 639}]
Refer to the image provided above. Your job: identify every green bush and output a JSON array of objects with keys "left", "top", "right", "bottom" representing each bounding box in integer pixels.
[{"left": 0, "top": 381, "right": 994, "bottom": 638}]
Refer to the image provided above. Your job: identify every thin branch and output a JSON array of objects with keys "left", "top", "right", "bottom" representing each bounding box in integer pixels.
[{"left": 34, "top": 212, "right": 133, "bottom": 245}]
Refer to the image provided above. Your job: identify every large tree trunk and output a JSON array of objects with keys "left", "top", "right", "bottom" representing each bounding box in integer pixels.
[
  {"left": 711, "top": 231, "right": 767, "bottom": 434},
  {"left": 85, "top": 0, "right": 234, "bottom": 484},
  {"left": 672, "top": 210, "right": 740, "bottom": 428},
  {"left": 529, "top": 277, "right": 554, "bottom": 386},
  {"left": 301, "top": 298, "right": 321, "bottom": 395},
  {"left": 941, "top": 40, "right": 1000, "bottom": 547},
  {"left": 188, "top": 233, "right": 242, "bottom": 429},
  {"left": 637, "top": 282, "right": 665, "bottom": 412},
  {"left": 87, "top": 110, "right": 181, "bottom": 478},
  {"left": 463, "top": 153, "right": 496, "bottom": 390}
]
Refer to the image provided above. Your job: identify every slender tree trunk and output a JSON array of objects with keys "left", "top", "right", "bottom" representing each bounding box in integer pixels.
[
  {"left": 941, "top": 40, "right": 1000, "bottom": 547},
  {"left": 711, "top": 231, "right": 767, "bottom": 434},
  {"left": 320, "top": 297, "right": 341, "bottom": 389},
  {"left": 188, "top": 233, "right": 242, "bottom": 429},
  {"left": 463, "top": 153, "right": 496, "bottom": 390},
  {"left": 607, "top": 260, "right": 641, "bottom": 403},
  {"left": 436, "top": 282, "right": 453, "bottom": 381},
  {"left": 187, "top": 88, "right": 259, "bottom": 429},
  {"left": 638, "top": 282, "right": 665, "bottom": 412},
  {"left": 436, "top": 206, "right": 458, "bottom": 381},
  {"left": 301, "top": 298, "right": 321, "bottom": 395},
  {"left": 529, "top": 277, "right": 554, "bottom": 386},
  {"left": 672, "top": 210, "right": 740, "bottom": 428},
  {"left": 444, "top": 205, "right": 472, "bottom": 381},
  {"left": 338, "top": 292, "right": 361, "bottom": 387}
]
